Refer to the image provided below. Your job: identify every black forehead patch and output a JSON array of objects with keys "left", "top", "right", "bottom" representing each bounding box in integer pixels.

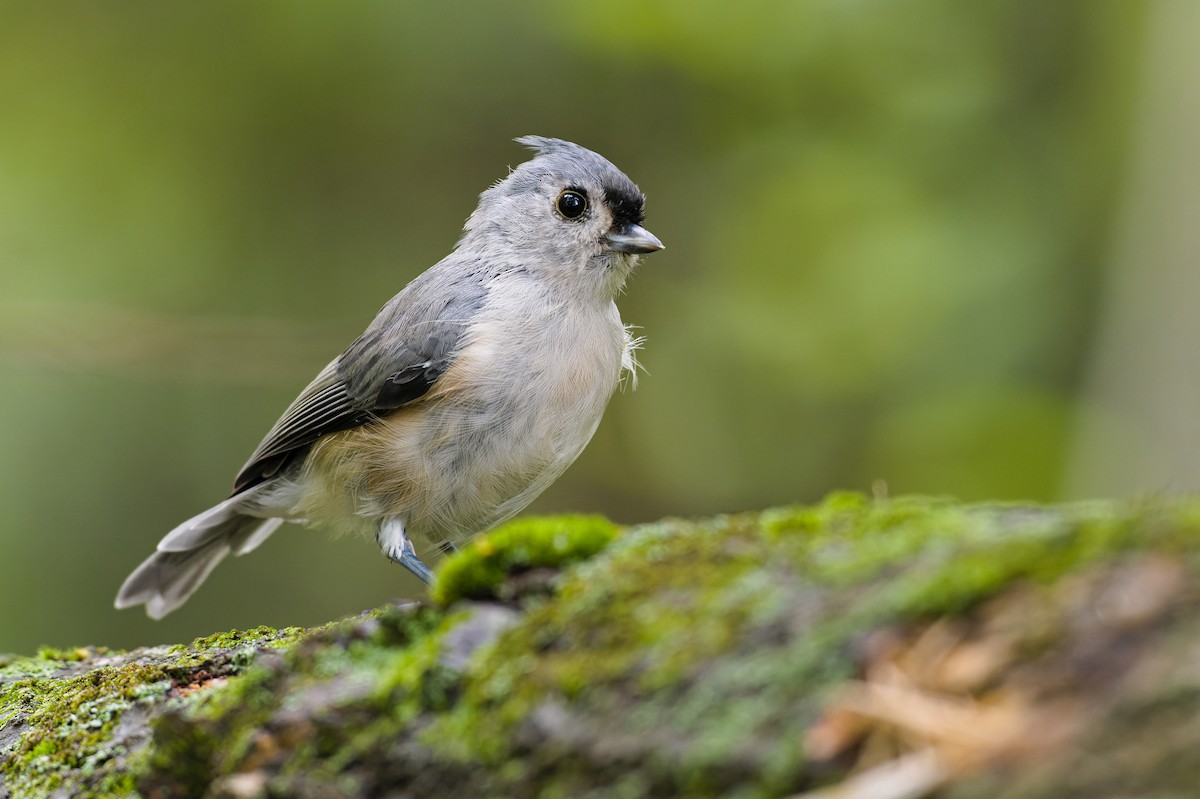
[
  {"left": 503, "top": 137, "right": 648, "bottom": 226},
  {"left": 604, "top": 185, "right": 645, "bottom": 227}
]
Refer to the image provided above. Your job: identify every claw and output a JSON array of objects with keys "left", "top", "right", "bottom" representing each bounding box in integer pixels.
[
  {"left": 392, "top": 538, "right": 435, "bottom": 585},
  {"left": 381, "top": 520, "right": 435, "bottom": 584}
]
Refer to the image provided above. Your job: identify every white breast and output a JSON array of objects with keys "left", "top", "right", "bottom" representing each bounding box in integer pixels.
[{"left": 380, "top": 273, "right": 630, "bottom": 546}]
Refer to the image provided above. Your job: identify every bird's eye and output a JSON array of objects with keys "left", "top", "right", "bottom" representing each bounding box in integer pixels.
[{"left": 555, "top": 189, "right": 588, "bottom": 220}]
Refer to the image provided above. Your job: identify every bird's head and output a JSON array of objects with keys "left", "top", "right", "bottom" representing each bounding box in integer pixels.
[{"left": 462, "top": 136, "right": 663, "bottom": 297}]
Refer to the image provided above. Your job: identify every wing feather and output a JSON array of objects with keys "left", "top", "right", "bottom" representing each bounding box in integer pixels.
[
  {"left": 228, "top": 258, "right": 491, "bottom": 495},
  {"left": 230, "top": 362, "right": 367, "bottom": 494}
]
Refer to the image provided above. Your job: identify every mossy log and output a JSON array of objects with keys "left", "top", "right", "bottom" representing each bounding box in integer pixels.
[{"left": 4, "top": 494, "right": 1200, "bottom": 798}]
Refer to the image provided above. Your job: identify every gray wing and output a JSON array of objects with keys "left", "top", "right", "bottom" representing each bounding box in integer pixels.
[{"left": 230, "top": 258, "right": 489, "bottom": 495}]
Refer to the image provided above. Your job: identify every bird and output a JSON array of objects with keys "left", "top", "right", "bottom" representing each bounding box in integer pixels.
[{"left": 115, "top": 136, "right": 663, "bottom": 619}]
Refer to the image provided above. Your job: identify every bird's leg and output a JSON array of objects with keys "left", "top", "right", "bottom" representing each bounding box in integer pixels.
[{"left": 380, "top": 518, "right": 435, "bottom": 585}]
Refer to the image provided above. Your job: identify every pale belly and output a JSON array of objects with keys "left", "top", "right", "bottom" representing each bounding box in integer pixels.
[{"left": 294, "top": 297, "right": 629, "bottom": 550}]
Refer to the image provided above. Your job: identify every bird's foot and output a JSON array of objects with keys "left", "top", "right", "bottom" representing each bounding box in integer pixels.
[{"left": 386, "top": 534, "right": 435, "bottom": 585}]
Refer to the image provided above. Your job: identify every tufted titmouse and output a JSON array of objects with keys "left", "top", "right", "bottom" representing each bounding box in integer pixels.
[{"left": 115, "top": 137, "right": 663, "bottom": 619}]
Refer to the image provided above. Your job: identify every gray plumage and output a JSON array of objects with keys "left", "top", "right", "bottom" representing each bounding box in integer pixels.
[{"left": 116, "top": 136, "right": 663, "bottom": 618}]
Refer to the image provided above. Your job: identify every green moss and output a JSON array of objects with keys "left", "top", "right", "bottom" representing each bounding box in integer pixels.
[
  {"left": 187, "top": 624, "right": 303, "bottom": 653},
  {"left": 1, "top": 661, "right": 171, "bottom": 797},
  {"left": 418, "top": 494, "right": 1200, "bottom": 795},
  {"left": 0, "top": 654, "right": 62, "bottom": 685},
  {"left": 34, "top": 645, "right": 100, "bottom": 663},
  {"left": 138, "top": 604, "right": 458, "bottom": 797},
  {"left": 1, "top": 626, "right": 311, "bottom": 798},
  {"left": 15, "top": 496, "right": 1200, "bottom": 798},
  {"left": 432, "top": 514, "right": 621, "bottom": 605}
]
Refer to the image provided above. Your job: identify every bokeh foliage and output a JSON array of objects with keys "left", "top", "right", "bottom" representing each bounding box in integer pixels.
[{"left": 0, "top": 1, "right": 1149, "bottom": 652}]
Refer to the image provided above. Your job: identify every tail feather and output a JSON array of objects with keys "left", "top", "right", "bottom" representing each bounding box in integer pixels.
[
  {"left": 116, "top": 541, "right": 232, "bottom": 619},
  {"left": 229, "top": 517, "right": 285, "bottom": 555},
  {"left": 156, "top": 492, "right": 254, "bottom": 552},
  {"left": 115, "top": 501, "right": 286, "bottom": 618}
]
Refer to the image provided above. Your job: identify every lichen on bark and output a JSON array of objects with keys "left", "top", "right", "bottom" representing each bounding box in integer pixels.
[{"left": 5, "top": 494, "right": 1200, "bottom": 798}]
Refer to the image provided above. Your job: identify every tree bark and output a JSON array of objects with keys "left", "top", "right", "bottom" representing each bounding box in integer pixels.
[{"left": 4, "top": 495, "right": 1200, "bottom": 798}]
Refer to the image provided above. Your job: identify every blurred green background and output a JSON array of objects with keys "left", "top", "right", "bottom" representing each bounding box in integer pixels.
[{"left": 3, "top": 1, "right": 1194, "bottom": 653}]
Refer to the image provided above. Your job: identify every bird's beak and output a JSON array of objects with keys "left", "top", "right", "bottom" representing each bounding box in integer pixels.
[{"left": 603, "top": 224, "right": 664, "bottom": 254}]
